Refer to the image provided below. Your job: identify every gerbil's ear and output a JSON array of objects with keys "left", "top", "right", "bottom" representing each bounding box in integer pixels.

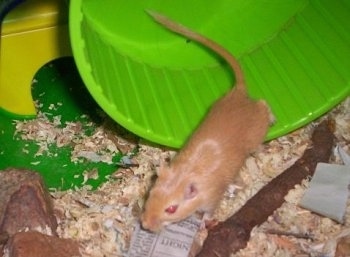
[{"left": 184, "top": 183, "right": 198, "bottom": 199}]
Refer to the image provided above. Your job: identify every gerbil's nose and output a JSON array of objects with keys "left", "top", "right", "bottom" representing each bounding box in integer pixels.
[{"left": 140, "top": 214, "right": 161, "bottom": 232}]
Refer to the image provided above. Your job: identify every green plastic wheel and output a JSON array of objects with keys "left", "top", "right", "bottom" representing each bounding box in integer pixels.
[{"left": 70, "top": 0, "right": 350, "bottom": 148}]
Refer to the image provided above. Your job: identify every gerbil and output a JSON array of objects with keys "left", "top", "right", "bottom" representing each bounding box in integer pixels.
[{"left": 141, "top": 10, "right": 272, "bottom": 232}]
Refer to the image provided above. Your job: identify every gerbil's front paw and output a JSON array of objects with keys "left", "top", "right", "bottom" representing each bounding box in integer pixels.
[
  {"left": 204, "top": 219, "right": 218, "bottom": 230},
  {"left": 200, "top": 213, "right": 218, "bottom": 230}
]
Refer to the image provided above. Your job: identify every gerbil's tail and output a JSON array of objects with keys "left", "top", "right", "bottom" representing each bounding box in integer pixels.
[{"left": 146, "top": 10, "right": 246, "bottom": 93}]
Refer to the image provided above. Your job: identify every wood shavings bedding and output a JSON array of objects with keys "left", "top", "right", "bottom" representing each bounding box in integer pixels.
[
  {"left": 14, "top": 111, "right": 120, "bottom": 164},
  {"left": 52, "top": 145, "right": 166, "bottom": 257},
  {"left": 17, "top": 97, "right": 350, "bottom": 256}
]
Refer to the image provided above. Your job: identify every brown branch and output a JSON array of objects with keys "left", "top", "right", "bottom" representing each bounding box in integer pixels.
[{"left": 197, "top": 120, "right": 335, "bottom": 257}]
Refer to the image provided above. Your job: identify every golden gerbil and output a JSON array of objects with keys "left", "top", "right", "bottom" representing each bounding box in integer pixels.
[{"left": 141, "top": 10, "right": 272, "bottom": 232}]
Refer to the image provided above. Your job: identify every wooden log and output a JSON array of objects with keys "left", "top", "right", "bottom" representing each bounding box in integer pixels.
[
  {"left": 5, "top": 231, "right": 81, "bottom": 257},
  {"left": 0, "top": 169, "right": 58, "bottom": 245},
  {"left": 0, "top": 169, "right": 81, "bottom": 257},
  {"left": 197, "top": 120, "right": 335, "bottom": 257},
  {"left": 335, "top": 236, "right": 350, "bottom": 257}
]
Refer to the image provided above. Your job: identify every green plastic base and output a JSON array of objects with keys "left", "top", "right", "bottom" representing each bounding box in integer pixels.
[{"left": 0, "top": 57, "right": 121, "bottom": 190}]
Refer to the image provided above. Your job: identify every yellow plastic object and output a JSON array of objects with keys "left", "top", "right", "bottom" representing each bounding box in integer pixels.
[{"left": 0, "top": 0, "right": 71, "bottom": 117}]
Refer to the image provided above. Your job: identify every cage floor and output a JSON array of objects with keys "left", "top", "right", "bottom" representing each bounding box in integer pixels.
[{"left": 0, "top": 58, "right": 121, "bottom": 190}]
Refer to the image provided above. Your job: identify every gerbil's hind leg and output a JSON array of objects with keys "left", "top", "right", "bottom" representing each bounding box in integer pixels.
[{"left": 258, "top": 100, "right": 276, "bottom": 125}]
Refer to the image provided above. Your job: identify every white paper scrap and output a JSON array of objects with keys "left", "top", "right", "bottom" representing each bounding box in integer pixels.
[
  {"left": 335, "top": 144, "right": 350, "bottom": 165},
  {"left": 300, "top": 162, "right": 350, "bottom": 223},
  {"left": 128, "top": 215, "right": 201, "bottom": 257}
]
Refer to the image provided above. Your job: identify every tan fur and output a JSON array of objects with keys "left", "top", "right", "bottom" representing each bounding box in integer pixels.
[{"left": 141, "top": 11, "right": 271, "bottom": 232}]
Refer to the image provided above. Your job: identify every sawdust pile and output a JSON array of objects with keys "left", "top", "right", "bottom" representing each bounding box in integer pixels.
[{"left": 14, "top": 97, "right": 350, "bottom": 257}]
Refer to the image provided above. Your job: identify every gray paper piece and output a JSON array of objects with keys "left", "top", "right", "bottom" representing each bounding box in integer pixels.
[
  {"left": 300, "top": 162, "right": 350, "bottom": 223},
  {"left": 128, "top": 215, "right": 201, "bottom": 257}
]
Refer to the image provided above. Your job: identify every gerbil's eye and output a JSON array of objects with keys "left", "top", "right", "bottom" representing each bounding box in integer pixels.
[{"left": 165, "top": 205, "right": 178, "bottom": 214}]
